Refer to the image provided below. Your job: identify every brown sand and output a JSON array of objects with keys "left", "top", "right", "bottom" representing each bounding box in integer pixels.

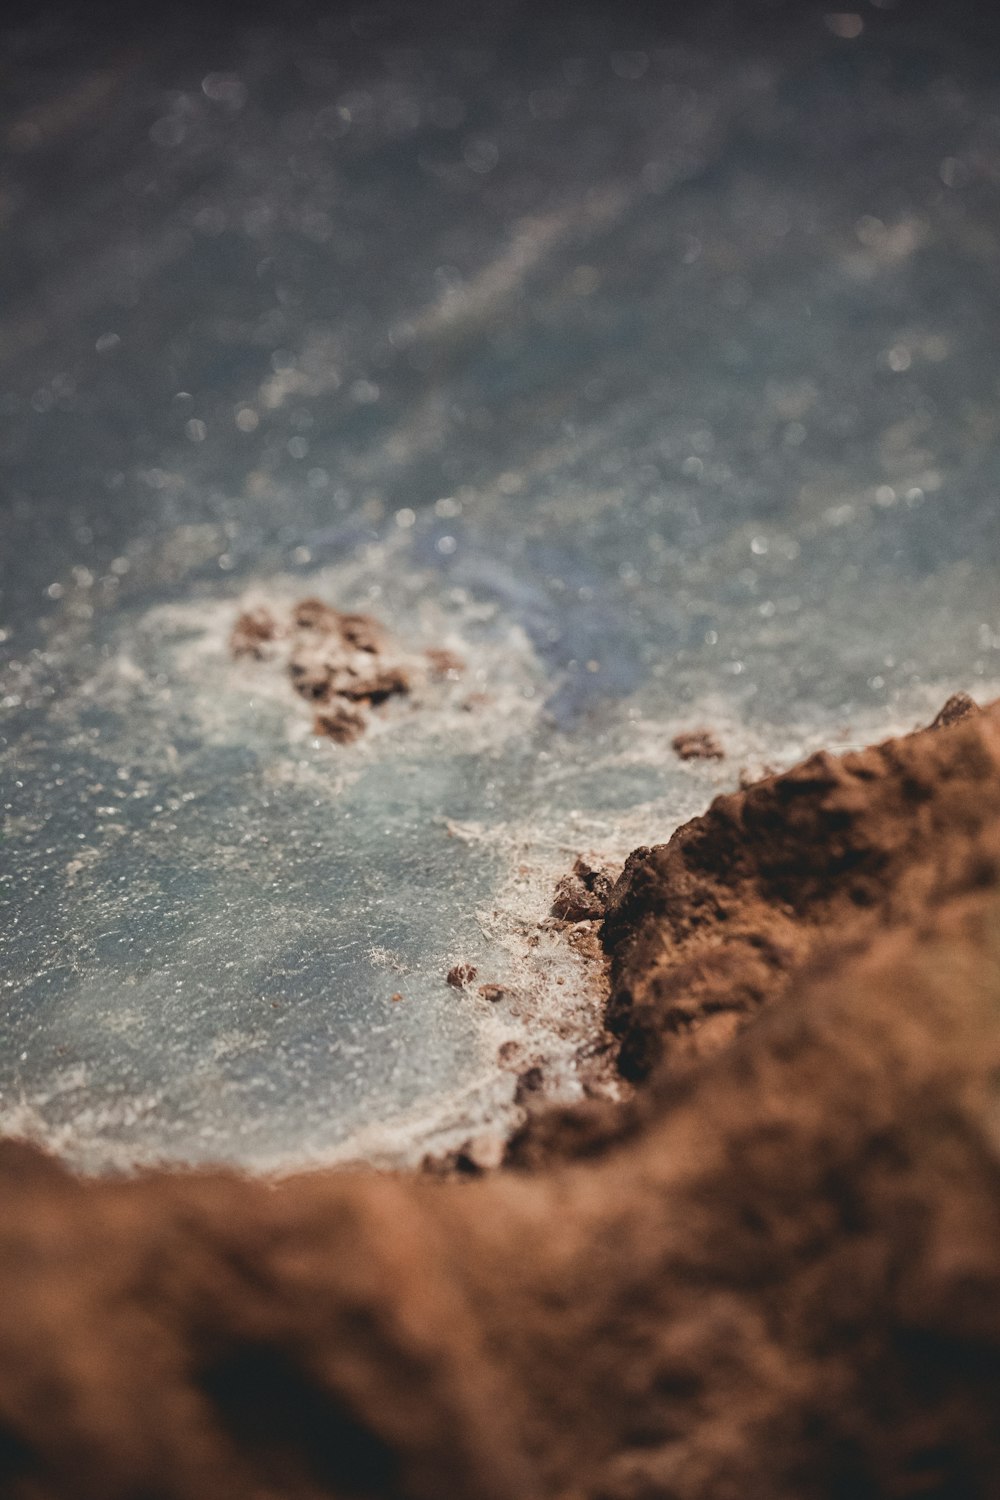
[{"left": 2, "top": 699, "right": 1000, "bottom": 1498}]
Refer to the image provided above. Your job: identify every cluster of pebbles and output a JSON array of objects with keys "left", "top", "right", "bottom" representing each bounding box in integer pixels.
[{"left": 230, "top": 597, "right": 464, "bottom": 743}]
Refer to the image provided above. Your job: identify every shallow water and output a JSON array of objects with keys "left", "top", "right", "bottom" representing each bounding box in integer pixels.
[{"left": 1, "top": 1, "right": 998, "bottom": 1170}]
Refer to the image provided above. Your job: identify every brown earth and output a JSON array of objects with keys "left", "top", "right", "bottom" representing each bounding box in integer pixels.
[
  {"left": 1, "top": 697, "right": 1000, "bottom": 1499},
  {"left": 230, "top": 598, "right": 428, "bottom": 743},
  {"left": 603, "top": 690, "right": 997, "bottom": 1083}
]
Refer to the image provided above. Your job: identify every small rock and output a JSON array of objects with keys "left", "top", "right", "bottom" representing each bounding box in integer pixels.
[
  {"left": 671, "top": 728, "right": 725, "bottom": 761},
  {"left": 447, "top": 963, "right": 478, "bottom": 988},
  {"left": 552, "top": 857, "right": 616, "bottom": 922}
]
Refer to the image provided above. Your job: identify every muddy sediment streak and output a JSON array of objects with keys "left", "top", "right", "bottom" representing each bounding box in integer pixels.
[{"left": 2, "top": 699, "right": 1000, "bottom": 1498}]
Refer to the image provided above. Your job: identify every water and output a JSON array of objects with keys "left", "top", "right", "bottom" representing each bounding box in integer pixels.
[{"left": 1, "top": 1, "right": 998, "bottom": 1170}]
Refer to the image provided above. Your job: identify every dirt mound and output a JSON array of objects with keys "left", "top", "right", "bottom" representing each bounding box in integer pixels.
[{"left": 603, "top": 696, "right": 999, "bottom": 1081}]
